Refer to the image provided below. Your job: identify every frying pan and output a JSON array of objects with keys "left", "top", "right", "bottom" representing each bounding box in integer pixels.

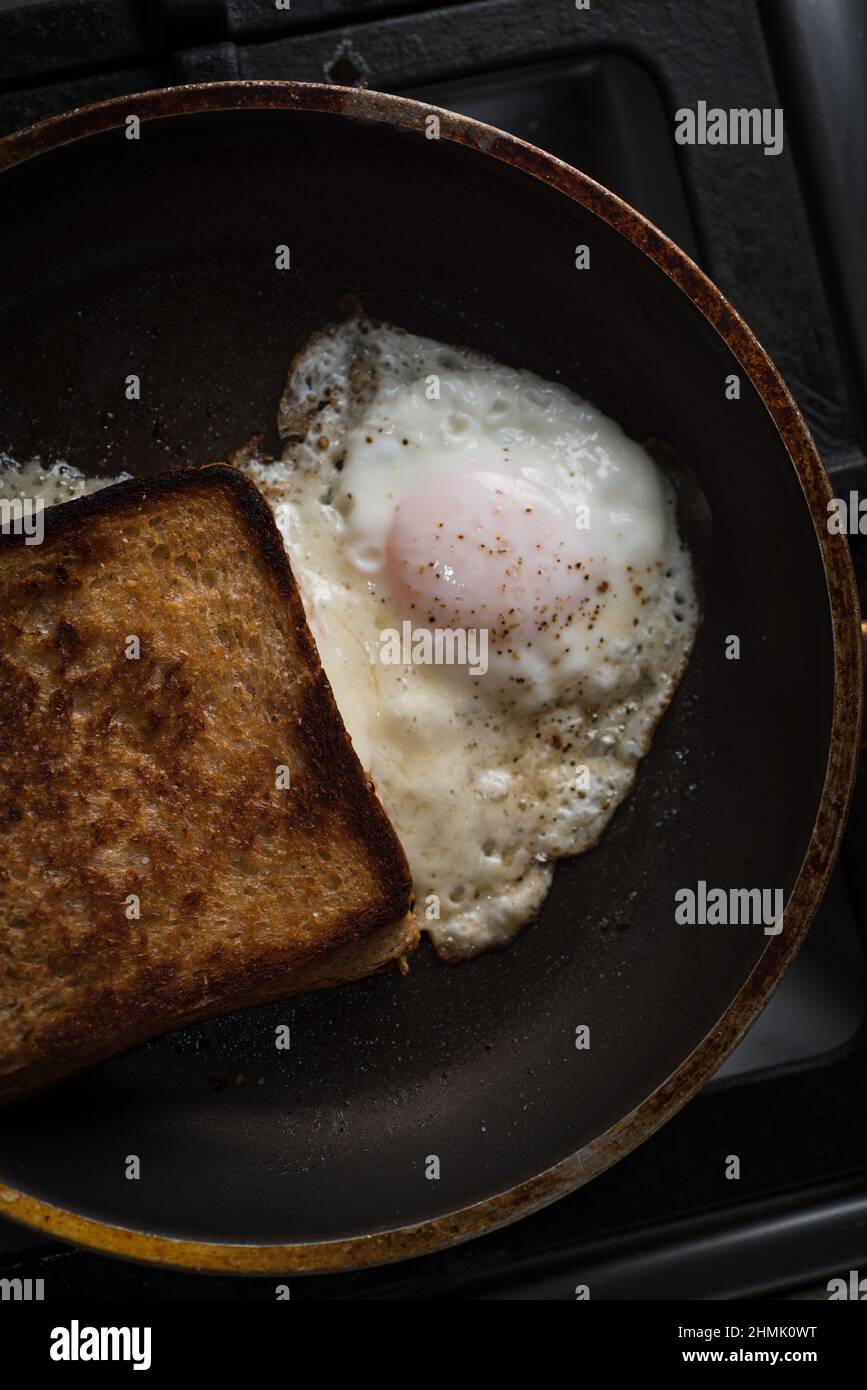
[{"left": 0, "top": 82, "right": 860, "bottom": 1275}]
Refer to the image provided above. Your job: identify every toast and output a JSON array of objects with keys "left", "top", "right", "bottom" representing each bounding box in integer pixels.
[{"left": 0, "top": 466, "right": 417, "bottom": 1105}]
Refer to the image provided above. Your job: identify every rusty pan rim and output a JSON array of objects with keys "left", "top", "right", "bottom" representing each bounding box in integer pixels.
[{"left": 0, "top": 80, "right": 860, "bottom": 1276}]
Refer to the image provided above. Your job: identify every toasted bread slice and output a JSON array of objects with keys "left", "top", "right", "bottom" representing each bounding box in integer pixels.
[{"left": 0, "top": 466, "right": 416, "bottom": 1105}]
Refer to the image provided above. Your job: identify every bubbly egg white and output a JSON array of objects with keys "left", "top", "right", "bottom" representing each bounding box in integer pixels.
[
  {"left": 0, "top": 454, "right": 114, "bottom": 507},
  {"left": 0, "top": 323, "right": 699, "bottom": 961}
]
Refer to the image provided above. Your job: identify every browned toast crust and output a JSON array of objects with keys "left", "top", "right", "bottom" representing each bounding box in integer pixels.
[{"left": 0, "top": 466, "right": 416, "bottom": 1105}]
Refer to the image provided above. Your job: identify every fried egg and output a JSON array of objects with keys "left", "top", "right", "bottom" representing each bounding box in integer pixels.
[{"left": 247, "top": 319, "right": 700, "bottom": 958}]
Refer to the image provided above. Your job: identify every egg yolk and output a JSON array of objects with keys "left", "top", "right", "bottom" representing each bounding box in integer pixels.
[{"left": 384, "top": 464, "right": 598, "bottom": 645}]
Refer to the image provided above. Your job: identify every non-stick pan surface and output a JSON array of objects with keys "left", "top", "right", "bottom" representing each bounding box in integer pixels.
[{"left": 0, "top": 85, "right": 859, "bottom": 1272}]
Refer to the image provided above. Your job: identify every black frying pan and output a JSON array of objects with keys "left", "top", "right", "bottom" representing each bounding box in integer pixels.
[{"left": 0, "top": 83, "right": 860, "bottom": 1273}]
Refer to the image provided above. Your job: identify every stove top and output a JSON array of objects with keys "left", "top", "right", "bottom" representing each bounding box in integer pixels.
[{"left": 0, "top": 0, "right": 865, "bottom": 1300}]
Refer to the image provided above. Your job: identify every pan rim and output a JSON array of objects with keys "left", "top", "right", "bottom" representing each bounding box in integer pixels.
[{"left": 0, "top": 78, "right": 861, "bottom": 1277}]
